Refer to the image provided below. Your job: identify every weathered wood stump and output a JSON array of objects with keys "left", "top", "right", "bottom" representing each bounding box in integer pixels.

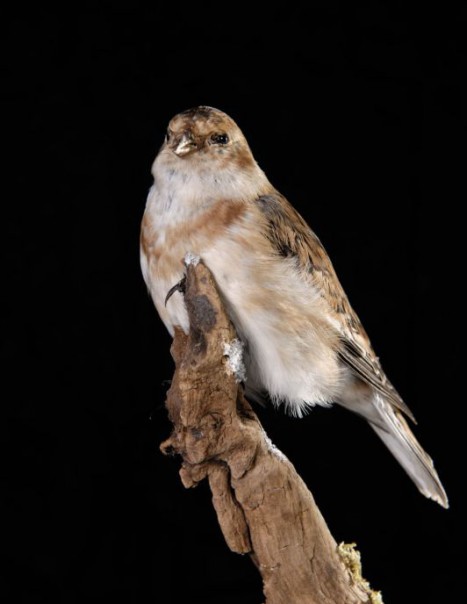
[{"left": 161, "top": 260, "right": 382, "bottom": 604}]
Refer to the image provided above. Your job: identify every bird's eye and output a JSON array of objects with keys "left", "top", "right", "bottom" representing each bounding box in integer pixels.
[{"left": 210, "top": 133, "right": 229, "bottom": 145}]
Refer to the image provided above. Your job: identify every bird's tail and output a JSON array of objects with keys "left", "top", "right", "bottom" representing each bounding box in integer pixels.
[{"left": 370, "top": 395, "right": 448, "bottom": 508}]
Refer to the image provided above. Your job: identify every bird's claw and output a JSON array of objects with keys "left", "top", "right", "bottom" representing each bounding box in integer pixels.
[{"left": 165, "top": 276, "right": 187, "bottom": 306}]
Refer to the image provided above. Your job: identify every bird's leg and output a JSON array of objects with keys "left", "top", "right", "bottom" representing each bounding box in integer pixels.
[{"left": 165, "top": 275, "right": 187, "bottom": 306}]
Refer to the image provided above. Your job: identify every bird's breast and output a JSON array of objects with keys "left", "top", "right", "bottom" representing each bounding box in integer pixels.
[{"left": 141, "top": 191, "right": 250, "bottom": 334}]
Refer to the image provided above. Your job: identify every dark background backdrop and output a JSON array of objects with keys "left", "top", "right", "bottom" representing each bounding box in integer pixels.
[{"left": 2, "top": 2, "right": 465, "bottom": 603}]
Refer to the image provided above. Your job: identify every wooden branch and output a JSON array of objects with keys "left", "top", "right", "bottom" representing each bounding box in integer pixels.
[{"left": 161, "top": 260, "right": 383, "bottom": 604}]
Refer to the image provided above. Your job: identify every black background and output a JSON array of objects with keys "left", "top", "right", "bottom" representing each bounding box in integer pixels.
[{"left": 2, "top": 2, "right": 466, "bottom": 603}]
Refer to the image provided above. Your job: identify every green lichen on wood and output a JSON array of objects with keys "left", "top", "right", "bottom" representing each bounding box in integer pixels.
[{"left": 338, "top": 542, "right": 384, "bottom": 604}]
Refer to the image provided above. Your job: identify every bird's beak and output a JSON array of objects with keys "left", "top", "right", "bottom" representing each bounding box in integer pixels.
[{"left": 171, "top": 132, "right": 197, "bottom": 157}]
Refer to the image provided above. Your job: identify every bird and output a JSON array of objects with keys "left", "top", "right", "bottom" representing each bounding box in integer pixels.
[{"left": 140, "top": 105, "right": 448, "bottom": 508}]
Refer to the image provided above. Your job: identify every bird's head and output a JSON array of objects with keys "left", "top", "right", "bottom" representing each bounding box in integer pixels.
[
  {"left": 164, "top": 106, "right": 252, "bottom": 163},
  {"left": 152, "top": 106, "right": 270, "bottom": 203}
]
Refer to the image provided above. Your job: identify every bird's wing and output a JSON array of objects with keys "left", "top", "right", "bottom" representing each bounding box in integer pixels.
[{"left": 255, "top": 192, "right": 415, "bottom": 422}]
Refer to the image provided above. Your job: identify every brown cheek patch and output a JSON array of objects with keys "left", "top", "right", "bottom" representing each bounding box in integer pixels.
[
  {"left": 211, "top": 145, "right": 255, "bottom": 172},
  {"left": 233, "top": 147, "right": 256, "bottom": 171}
]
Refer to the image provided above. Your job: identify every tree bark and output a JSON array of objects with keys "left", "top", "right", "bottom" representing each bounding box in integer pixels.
[{"left": 161, "top": 260, "right": 382, "bottom": 604}]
